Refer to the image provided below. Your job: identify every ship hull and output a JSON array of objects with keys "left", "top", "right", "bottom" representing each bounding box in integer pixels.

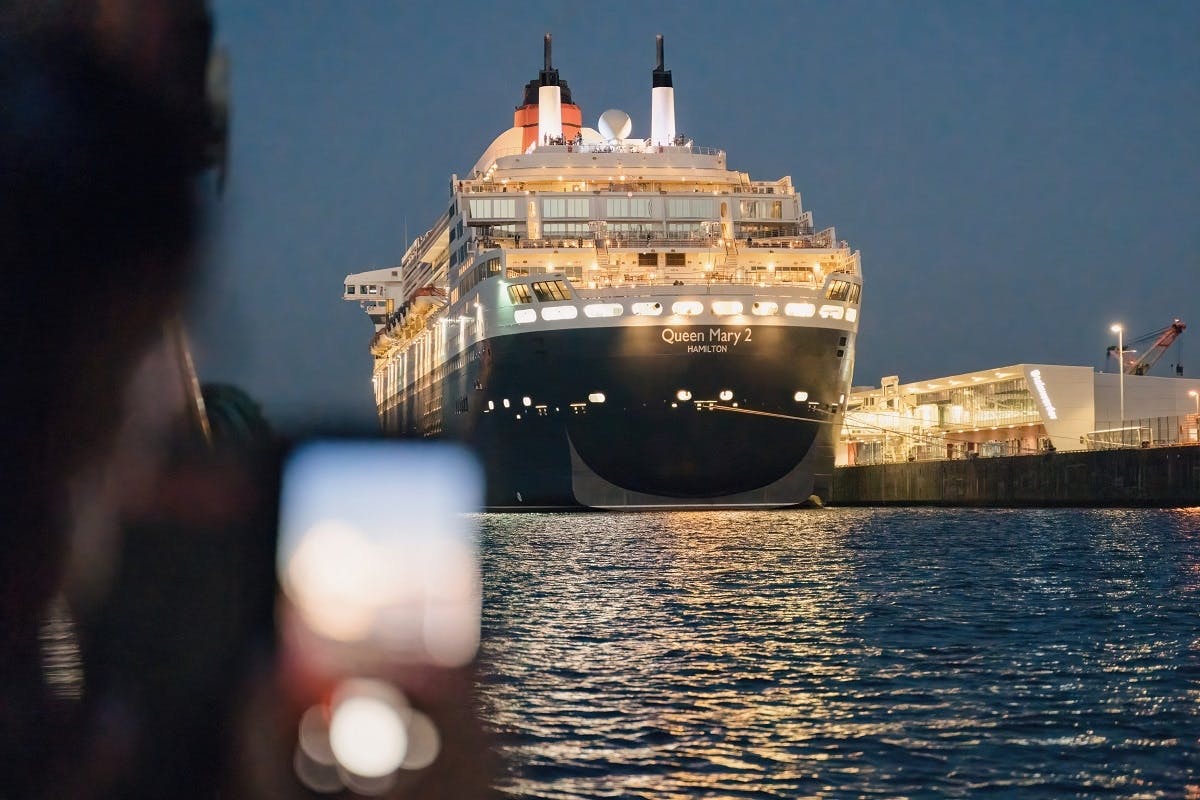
[{"left": 382, "top": 322, "right": 852, "bottom": 509}]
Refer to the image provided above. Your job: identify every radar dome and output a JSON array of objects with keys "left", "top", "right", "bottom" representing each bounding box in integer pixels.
[{"left": 597, "top": 109, "right": 632, "bottom": 141}]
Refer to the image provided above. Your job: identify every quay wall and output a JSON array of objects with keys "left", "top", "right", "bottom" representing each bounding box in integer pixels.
[{"left": 829, "top": 445, "right": 1200, "bottom": 507}]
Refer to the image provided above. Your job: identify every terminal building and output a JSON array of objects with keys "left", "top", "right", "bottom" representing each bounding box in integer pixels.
[{"left": 839, "top": 364, "right": 1200, "bottom": 466}]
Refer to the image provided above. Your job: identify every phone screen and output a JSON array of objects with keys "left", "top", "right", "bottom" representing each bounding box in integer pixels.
[{"left": 276, "top": 440, "right": 483, "bottom": 667}]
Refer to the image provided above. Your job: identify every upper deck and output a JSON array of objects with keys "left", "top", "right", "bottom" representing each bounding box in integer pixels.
[{"left": 343, "top": 35, "right": 862, "bottom": 335}]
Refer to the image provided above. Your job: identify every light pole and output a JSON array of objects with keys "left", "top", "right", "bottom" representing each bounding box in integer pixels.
[{"left": 1111, "top": 324, "right": 1124, "bottom": 445}]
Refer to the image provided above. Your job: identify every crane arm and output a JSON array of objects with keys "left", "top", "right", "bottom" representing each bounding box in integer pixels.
[{"left": 1129, "top": 319, "right": 1186, "bottom": 375}]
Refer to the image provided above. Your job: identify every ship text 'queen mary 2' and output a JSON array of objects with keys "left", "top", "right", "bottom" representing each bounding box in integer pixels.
[{"left": 343, "top": 35, "right": 863, "bottom": 509}]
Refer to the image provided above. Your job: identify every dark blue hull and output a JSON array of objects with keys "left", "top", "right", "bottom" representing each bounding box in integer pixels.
[{"left": 380, "top": 323, "right": 852, "bottom": 509}]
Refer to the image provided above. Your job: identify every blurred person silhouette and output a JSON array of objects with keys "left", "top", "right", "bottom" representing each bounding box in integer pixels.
[
  {"left": 0, "top": 1, "right": 235, "bottom": 796},
  {"left": 0, "top": 2, "right": 491, "bottom": 798}
]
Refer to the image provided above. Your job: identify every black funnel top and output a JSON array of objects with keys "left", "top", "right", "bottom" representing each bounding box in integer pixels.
[
  {"left": 652, "top": 34, "right": 672, "bottom": 88},
  {"left": 520, "top": 33, "right": 573, "bottom": 106}
]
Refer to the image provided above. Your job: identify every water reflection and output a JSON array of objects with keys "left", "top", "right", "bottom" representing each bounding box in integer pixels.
[{"left": 479, "top": 508, "right": 1200, "bottom": 798}]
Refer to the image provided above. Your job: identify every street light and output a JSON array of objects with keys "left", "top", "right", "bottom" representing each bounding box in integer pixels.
[{"left": 1111, "top": 324, "right": 1124, "bottom": 445}]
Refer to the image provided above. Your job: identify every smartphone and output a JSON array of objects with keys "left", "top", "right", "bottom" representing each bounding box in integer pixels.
[{"left": 276, "top": 440, "right": 483, "bottom": 668}]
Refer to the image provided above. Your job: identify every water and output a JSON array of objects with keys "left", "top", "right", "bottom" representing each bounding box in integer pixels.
[{"left": 478, "top": 508, "right": 1200, "bottom": 799}]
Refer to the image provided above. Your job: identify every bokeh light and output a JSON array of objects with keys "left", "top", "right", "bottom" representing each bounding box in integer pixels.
[
  {"left": 400, "top": 709, "right": 441, "bottom": 771},
  {"left": 329, "top": 680, "right": 408, "bottom": 779}
]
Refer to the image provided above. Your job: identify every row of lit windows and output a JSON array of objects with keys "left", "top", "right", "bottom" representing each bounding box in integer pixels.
[
  {"left": 463, "top": 196, "right": 779, "bottom": 222},
  {"left": 509, "top": 297, "right": 858, "bottom": 323}
]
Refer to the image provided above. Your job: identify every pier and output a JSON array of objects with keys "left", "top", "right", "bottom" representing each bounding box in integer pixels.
[{"left": 830, "top": 444, "right": 1200, "bottom": 507}]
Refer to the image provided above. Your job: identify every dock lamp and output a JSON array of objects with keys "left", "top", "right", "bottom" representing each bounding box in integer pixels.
[{"left": 1111, "top": 324, "right": 1124, "bottom": 442}]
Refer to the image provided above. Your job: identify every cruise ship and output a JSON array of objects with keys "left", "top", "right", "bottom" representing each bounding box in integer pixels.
[{"left": 343, "top": 36, "right": 863, "bottom": 509}]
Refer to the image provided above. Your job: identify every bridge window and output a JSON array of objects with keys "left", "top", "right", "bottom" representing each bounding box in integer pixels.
[
  {"left": 507, "top": 284, "right": 534, "bottom": 304},
  {"left": 825, "top": 280, "right": 851, "bottom": 301},
  {"left": 531, "top": 280, "right": 570, "bottom": 302}
]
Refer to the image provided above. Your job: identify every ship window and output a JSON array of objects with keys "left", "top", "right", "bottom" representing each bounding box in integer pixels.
[
  {"left": 507, "top": 284, "right": 533, "bottom": 304},
  {"left": 532, "top": 281, "right": 570, "bottom": 302},
  {"left": 542, "top": 197, "right": 589, "bottom": 218},
  {"left": 368, "top": 285, "right": 379, "bottom": 295},
  {"left": 666, "top": 198, "right": 716, "bottom": 218},
  {"left": 665, "top": 253, "right": 686, "bottom": 267},
  {"left": 605, "top": 197, "right": 653, "bottom": 218},
  {"left": 359, "top": 285, "right": 368, "bottom": 294},
  {"left": 468, "top": 197, "right": 517, "bottom": 219},
  {"left": 346, "top": 285, "right": 356, "bottom": 295},
  {"left": 638, "top": 252, "right": 659, "bottom": 267},
  {"left": 609, "top": 222, "right": 658, "bottom": 238},
  {"left": 542, "top": 222, "right": 591, "bottom": 236},
  {"left": 739, "top": 199, "right": 784, "bottom": 219},
  {"left": 825, "top": 280, "right": 850, "bottom": 301},
  {"left": 666, "top": 222, "right": 704, "bottom": 239},
  {"left": 848, "top": 283, "right": 862, "bottom": 304}
]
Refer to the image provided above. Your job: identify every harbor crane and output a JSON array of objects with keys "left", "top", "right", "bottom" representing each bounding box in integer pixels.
[{"left": 1107, "top": 319, "right": 1187, "bottom": 375}]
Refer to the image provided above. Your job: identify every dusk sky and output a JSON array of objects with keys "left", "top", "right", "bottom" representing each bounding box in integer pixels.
[{"left": 193, "top": 0, "right": 1199, "bottom": 430}]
